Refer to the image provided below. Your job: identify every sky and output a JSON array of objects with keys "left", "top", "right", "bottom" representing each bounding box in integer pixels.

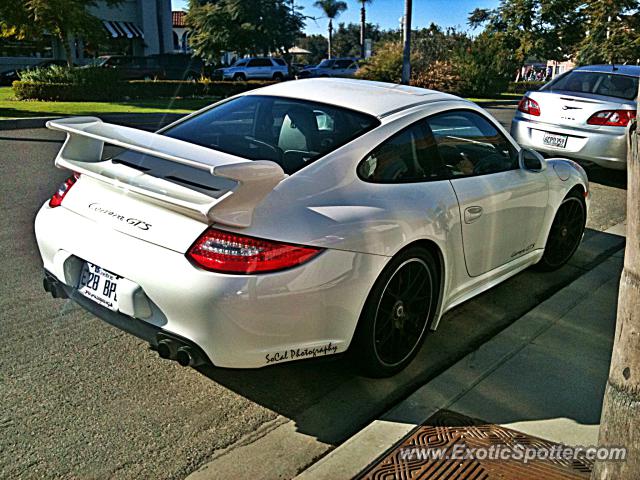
[{"left": 170, "top": 0, "right": 500, "bottom": 36}]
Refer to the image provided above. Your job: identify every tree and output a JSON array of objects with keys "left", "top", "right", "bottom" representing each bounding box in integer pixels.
[
  {"left": 0, "top": 0, "right": 123, "bottom": 66},
  {"left": 296, "top": 34, "right": 328, "bottom": 65},
  {"left": 359, "top": 0, "right": 373, "bottom": 58},
  {"left": 468, "top": 0, "right": 584, "bottom": 70},
  {"left": 332, "top": 22, "right": 381, "bottom": 58},
  {"left": 591, "top": 79, "right": 640, "bottom": 480},
  {"left": 313, "top": 0, "right": 347, "bottom": 59},
  {"left": 186, "top": 0, "right": 305, "bottom": 62},
  {"left": 575, "top": 0, "right": 640, "bottom": 65}
]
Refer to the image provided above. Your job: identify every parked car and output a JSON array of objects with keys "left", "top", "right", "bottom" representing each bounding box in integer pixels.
[
  {"left": 0, "top": 59, "right": 68, "bottom": 85},
  {"left": 298, "top": 58, "right": 359, "bottom": 78},
  {"left": 511, "top": 64, "right": 639, "bottom": 170},
  {"left": 91, "top": 54, "right": 202, "bottom": 80},
  {"left": 218, "top": 57, "right": 289, "bottom": 81},
  {"left": 38, "top": 79, "right": 588, "bottom": 377}
]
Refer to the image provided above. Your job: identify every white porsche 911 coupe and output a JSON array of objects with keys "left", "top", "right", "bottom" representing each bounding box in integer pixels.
[{"left": 35, "top": 79, "right": 589, "bottom": 376}]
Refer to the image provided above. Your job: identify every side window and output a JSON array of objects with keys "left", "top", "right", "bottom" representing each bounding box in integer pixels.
[
  {"left": 273, "top": 58, "right": 286, "bottom": 66},
  {"left": 334, "top": 59, "right": 352, "bottom": 69},
  {"left": 247, "top": 59, "right": 260, "bottom": 68},
  {"left": 427, "top": 110, "right": 517, "bottom": 177},
  {"left": 358, "top": 122, "right": 446, "bottom": 183}
]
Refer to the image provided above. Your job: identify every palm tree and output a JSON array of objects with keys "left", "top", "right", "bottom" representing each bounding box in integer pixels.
[
  {"left": 313, "top": 0, "right": 347, "bottom": 59},
  {"left": 359, "top": 0, "right": 373, "bottom": 59}
]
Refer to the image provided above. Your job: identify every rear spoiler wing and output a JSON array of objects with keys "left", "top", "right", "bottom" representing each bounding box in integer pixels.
[{"left": 46, "top": 117, "right": 286, "bottom": 227}]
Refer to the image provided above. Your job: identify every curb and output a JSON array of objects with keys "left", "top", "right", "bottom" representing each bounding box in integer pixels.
[
  {"left": 0, "top": 112, "right": 186, "bottom": 131},
  {"left": 0, "top": 116, "right": 59, "bottom": 130},
  {"left": 295, "top": 224, "right": 626, "bottom": 480}
]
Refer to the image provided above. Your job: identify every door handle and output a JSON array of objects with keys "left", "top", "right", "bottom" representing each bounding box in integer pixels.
[{"left": 464, "top": 206, "right": 483, "bottom": 224}]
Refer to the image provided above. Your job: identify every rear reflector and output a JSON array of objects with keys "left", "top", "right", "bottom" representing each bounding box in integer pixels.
[
  {"left": 517, "top": 96, "right": 540, "bottom": 116},
  {"left": 587, "top": 110, "right": 636, "bottom": 127},
  {"left": 187, "top": 228, "right": 324, "bottom": 274},
  {"left": 49, "top": 173, "right": 79, "bottom": 208}
]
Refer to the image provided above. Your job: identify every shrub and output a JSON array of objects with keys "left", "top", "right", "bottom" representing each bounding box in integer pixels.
[
  {"left": 411, "top": 61, "right": 465, "bottom": 95},
  {"left": 508, "top": 81, "right": 545, "bottom": 93},
  {"left": 356, "top": 42, "right": 405, "bottom": 83},
  {"left": 12, "top": 79, "right": 275, "bottom": 101}
]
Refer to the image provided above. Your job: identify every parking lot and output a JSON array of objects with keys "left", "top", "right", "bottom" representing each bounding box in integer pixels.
[{"left": 0, "top": 106, "right": 628, "bottom": 479}]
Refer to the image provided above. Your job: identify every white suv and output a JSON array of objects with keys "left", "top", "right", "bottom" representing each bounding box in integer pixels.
[{"left": 221, "top": 57, "right": 289, "bottom": 81}]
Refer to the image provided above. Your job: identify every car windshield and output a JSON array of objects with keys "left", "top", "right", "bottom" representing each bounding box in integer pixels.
[
  {"left": 87, "top": 57, "right": 109, "bottom": 67},
  {"left": 163, "top": 95, "right": 380, "bottom": 174},
  {"left": 317, "top": 59, "right": 334, "bottom": 68},
  {"left": 545, "top": 71, "right": 639, "bottom": 101}
]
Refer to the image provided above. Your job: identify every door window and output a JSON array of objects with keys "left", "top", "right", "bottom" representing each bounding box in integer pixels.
[
  {"left": 427, "top": 110, "right": 517, "bottom": 177},
  {"left": 358, "top": 122, "right": 446, "bottom": 183}
]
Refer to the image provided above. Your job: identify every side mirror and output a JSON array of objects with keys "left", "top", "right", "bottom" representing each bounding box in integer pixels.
[{"left": 518, "top": 148, "right": 546, "bottom": 172}]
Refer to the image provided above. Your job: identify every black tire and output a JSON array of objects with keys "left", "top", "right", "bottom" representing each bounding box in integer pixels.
[
  {"left": 233, "top": 73, "right": 246, "bottom": 81},
  {"left": 272, "top": 72, "right": 284, "bottom": 81},
  {"left": 352, "top": 247, "right": 439, "bottom": 377},
  {"left": 535, "top": 192, "right": 586, "bottom": 271}
]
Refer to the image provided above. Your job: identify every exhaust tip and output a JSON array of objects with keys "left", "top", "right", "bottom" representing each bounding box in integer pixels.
[
  {"left": 176, "top": 347, "right": 194, "bottom": 367},
  {"left": 157, "top": 339, "right": 175, "bottom": 360}
]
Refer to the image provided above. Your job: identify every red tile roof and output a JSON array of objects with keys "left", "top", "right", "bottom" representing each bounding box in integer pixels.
[{"left": 172, "top": 11, "right": 186, "bottom": 27}]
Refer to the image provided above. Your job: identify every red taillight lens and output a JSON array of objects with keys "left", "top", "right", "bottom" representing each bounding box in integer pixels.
[
  {"left": 187, "top": 228, "right": 324, "bottom": 274},
  {"left": 587, "top": 110, "right": 636, "bottom": 127},
  {"left": 517, "top": 96, "right": 541, "bottom": 116},
  {"left": 49, "top": 173, "right": 79, "bottom": 208}
]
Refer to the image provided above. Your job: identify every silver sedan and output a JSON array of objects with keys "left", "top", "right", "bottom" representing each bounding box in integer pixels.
[{"left": 511, "top": 64, "right": 639, "bottom": 170}]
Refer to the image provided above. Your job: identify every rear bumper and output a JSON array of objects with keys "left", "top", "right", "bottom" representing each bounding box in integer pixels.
[
  {"left": 35, "top": 203, "right": 387, "bottom": 368},
  {"left": 511, "top": 115, "right": 628, "bottom": 170}
]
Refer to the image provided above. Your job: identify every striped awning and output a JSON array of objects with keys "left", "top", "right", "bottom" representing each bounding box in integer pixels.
[{"left": 102, "top": 21, "right": 144, "bottom": 39}]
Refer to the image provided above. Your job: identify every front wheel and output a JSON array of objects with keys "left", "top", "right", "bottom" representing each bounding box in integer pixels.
[
  {"left": 352, "top": 247, "right": 438, "bottom": 377},
  {"left": 536, "top": 193, "right": 586, "bottom": 271}
]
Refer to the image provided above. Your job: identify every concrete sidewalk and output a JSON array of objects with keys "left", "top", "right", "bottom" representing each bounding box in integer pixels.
[{"left": 298, "top": 241, "right": 625, "bottom": 479}]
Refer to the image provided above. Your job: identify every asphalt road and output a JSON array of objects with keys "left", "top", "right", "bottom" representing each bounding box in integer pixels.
[{"left": 0, "top": 107, "right": 628, "bottom": 479}]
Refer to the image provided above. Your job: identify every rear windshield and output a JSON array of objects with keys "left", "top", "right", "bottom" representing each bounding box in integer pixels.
[
  {"left": 163, "top": 95, "right": 380, "bottom": 174},
  {"left": 544, "top": 71, "right": 638, "bottom": 101}
]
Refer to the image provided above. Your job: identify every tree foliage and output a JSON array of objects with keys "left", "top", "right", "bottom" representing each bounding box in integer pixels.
[
  {"left": 332, "top": 22, "right": 382, "bottom": 58},
  {"left": 469, "top": 0, "right": 640, "bottom": 65},
  {"left": 576, "top": 0, "right": 640, "bottom": 65},
  {"left": 186, "top": 0, "right": 305, "bottom": 62},
  {"left": 313, "top": 0, "right": 347, "bottom": 57},
  {"left": 0, "top": 0, "right": 122, "bottom": 65}
]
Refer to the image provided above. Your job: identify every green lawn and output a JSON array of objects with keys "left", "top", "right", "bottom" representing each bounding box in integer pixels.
[
  {"left": 0, "top": 86, "right": 520, "bottom": 119},
  {"left": 0, "top": 87, "right": 218, "bottom": 118}
]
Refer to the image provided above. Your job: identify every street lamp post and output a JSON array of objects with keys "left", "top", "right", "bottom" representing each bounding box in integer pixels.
[{"left": 401, "top": 0, "right": 412, "bottom": 85}]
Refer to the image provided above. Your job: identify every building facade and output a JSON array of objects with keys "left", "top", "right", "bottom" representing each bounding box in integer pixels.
[{"left": 0, "top": 0, "right": 172, "bottom": 73}]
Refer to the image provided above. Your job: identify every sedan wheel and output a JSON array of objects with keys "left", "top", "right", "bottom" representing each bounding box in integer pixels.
[
  {"left": 353, "top": 248, "right": 438, "bottom": 377},
  {"left": 537, "top": 193, "right": 586, "bottom": 271}
]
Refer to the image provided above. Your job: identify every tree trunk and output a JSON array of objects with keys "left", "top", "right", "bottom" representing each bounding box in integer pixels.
[
  {"left": 328, "top": 18, "right": 333, "bottom": 59},
  {"left": 360, "top": 2, "right": 366, "bottom": 59},
  {"left": 58, "top": 33, "right": 73, "bottom": 67},
  {"left": 591, "top": 83, "right": 640, "bottom": 480}
]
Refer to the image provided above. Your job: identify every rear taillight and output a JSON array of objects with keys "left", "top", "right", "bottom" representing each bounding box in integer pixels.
[
  {"left": 49, "top": 173, "right": 79, "bottom": 208},
  {"left": 587, "top": 110, "right": 636, "bottom": 127},
  {"left": 517, "top": 96, "right": 541, "bottom": 116},
  {"left": 187, "top": 228, "right": 324, "bottom": 274}
]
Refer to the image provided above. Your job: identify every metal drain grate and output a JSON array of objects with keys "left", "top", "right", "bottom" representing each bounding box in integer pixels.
[{"left": 358, "top": 410, "right": 593, "bottom": 479}]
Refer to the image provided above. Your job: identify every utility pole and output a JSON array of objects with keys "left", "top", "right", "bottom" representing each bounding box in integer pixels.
[{"left": 401, "top": 0, "right": 412, "bottom": 85}]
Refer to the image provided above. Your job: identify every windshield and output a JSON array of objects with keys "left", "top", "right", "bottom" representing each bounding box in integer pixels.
[
  {"left": 87, "top": 57, "right": 109, "bottom": 67},
  {"left": 317, "top": 59, "right": 334, "bottom": 68},
  {"left": 544, "top": 71, "right": 638, "bottom": 101},
  {"left": 163, "top": 95, "right": 379, "bottom": 174}
]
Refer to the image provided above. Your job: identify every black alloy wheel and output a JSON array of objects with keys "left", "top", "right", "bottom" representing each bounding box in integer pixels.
[
  {"left": 353, "top": 247, "right": 438, "bottom": 377},
  {"left": 537, "top": 193, "right": 586, "bottom": 271}
]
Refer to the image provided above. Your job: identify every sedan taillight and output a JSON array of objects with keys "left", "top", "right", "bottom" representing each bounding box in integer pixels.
[
  {"left": 587, "top": 110, "right": 636, "bottom": 127},
  {"left": 517, "top": 96, "right": 541, "bottom": 116},
  {"left": 49, "top": 173, "right": 79, "bottom": 208},
  {"left": 187, "top": 228, "right": 324, "bottom": 274}
]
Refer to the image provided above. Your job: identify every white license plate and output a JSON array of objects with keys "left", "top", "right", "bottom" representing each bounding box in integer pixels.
[
  {"left": 542, "top": 132, "right": 568, "bottom": 148},
  {"left": 78, "top": 262, "right": 120, "bottom": 311}
]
